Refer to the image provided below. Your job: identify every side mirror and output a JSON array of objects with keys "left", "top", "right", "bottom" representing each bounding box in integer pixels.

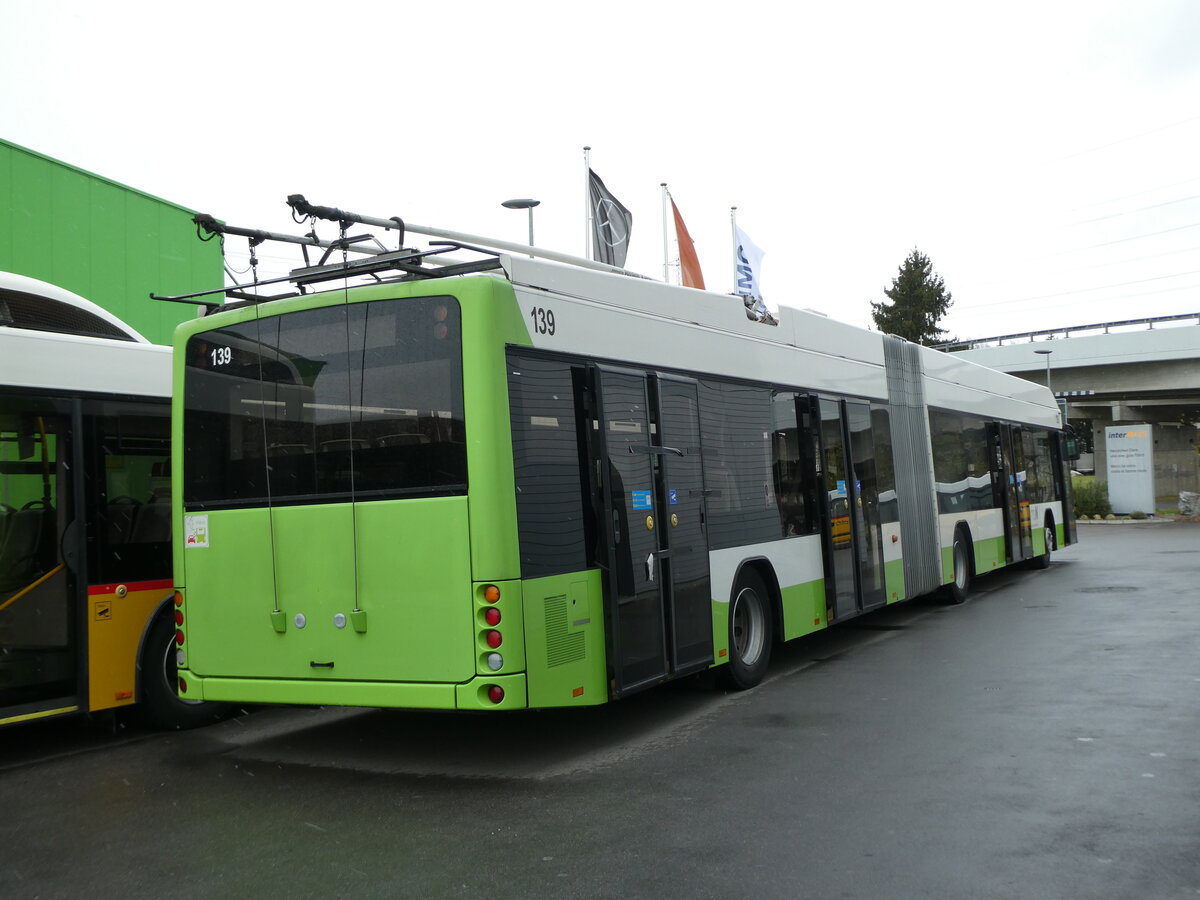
[{"left": 1064, "top": 430, "right": 1081, "bottom": 462}]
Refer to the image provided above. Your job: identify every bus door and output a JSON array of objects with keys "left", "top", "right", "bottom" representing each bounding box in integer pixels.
[
  {"left": 592, "top": 366, "right": 711, "bottom": 696},
  {"left": 0, "top": 396, "right": 78, "bottom": 723},
  {"left": 817, "top": 398, "right": 886, "bottom": 622},
  {"left": 989, "top": 423, "right": 1032, "bottom": 564}
]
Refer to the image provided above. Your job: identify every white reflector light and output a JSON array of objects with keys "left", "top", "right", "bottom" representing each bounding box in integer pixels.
[{"left": 486, "top": 652, "right": 503, "bottom": 671}]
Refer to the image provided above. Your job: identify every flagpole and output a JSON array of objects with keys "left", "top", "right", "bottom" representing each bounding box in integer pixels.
[
  {"left": 730, "top": 206, "right": 739, "bottom": 295},
  {"left": 583, "top": 146, "right": 592, "bottom": 261},
  {"left": 661, "top": 183, "right": 670, "bottom": 283}
]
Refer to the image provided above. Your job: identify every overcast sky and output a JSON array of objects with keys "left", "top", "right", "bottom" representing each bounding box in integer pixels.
[{"left": 4, "top": 0, "right": 1200, "bottom": 341}]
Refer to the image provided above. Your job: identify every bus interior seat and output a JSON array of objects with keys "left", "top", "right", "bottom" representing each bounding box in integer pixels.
[
  {"left": 130, "top": 466, "right": 171, "bottom": 543},
  {"left": 104, "top": 495, "right": 142, "bottom": 545},
  {"left": 0, "top": 501, "right": 56, "bottom": 592}
]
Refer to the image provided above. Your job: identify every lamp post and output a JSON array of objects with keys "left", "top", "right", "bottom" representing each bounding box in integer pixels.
[
  {"left": 1034, "top": 349, "right": 1053, "bottom": 395},
  {"left": 501, "top": 198, "right": 540, "bottom": 253}
]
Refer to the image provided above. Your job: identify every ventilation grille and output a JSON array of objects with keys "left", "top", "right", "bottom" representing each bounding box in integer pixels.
[
  {"left": 544, "top": 593, "right": 585, "bottom": 668},
  {"left": 0, "top": 288, "right": 136, "bottom": 341}
]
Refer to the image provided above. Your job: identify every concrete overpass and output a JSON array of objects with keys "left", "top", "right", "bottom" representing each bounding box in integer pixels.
[{"left": 946, "top": 313, "right": 1200, "bottom": 498}]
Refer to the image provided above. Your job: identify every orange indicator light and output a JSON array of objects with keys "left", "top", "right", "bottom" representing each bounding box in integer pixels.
[{"left": 483, "top": 585, "right": 501, "bottom": 603}]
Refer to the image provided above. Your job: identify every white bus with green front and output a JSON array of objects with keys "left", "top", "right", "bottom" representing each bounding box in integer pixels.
[{"left": 172, "top": 217, "right": 1074, "bottom": 710}]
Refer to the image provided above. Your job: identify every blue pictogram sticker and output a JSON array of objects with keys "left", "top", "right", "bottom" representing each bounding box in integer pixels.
[
  {"left": 669, "top": 489, "right": 678, "bottom": 506},
  {"left": 631, "top": 490, "right": 653, "bottom": 510}
]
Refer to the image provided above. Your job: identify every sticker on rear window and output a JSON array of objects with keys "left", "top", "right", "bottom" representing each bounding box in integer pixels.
[{"left": 185, "top": 515, "right": 209, "bottom": 548}]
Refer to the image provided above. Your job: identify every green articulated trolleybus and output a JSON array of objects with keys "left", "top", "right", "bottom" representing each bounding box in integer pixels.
[{"left": 165, "top": 196, "right": 1076, "bottom": 711}]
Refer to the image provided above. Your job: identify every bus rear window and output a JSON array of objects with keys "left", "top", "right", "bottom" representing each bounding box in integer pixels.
[{"left": 183, "top": 296, "right": 465, "bottom": 509}]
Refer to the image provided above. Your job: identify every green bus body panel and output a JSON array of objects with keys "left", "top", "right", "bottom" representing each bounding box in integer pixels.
[
  {"left": 457, "top": 276, "right": 532, "bottom": 579},
  {"left": 884, "top": 559, "right": 907, "bottom": 603},
  {"left": 182, "top": 499, "right": 474, "bottom": 683},
  {"left": 522, "top": 570, "right": 608, "bottom": 708},
  {"left": 1, "top": 138, "right": 222, "bottom": 344},
  {"left": 171, "top": 277, "right": 535, "bottom": 706},
  {"left": 1031, "top": 524, "right": 1047, "bottom": 557},
  {"left": 780, "top": 579, "right": 827, "bottom": 641},
  {"left": 181, "top": 670, "right": 528, "bottom": 711}
]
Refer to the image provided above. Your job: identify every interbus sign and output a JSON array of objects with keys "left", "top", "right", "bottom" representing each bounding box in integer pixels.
[{"left": 1105, "top": 425, "right": 1154, "bottom": 514}]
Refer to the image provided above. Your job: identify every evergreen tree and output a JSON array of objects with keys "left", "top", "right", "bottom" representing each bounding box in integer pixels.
[{"left": 871, "top": 249, "right": 953, "bottom": 345}]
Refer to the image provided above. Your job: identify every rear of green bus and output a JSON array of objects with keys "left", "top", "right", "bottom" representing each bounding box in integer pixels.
[{"left": 172, "top": 276, "right": 605, "bottom": 711}]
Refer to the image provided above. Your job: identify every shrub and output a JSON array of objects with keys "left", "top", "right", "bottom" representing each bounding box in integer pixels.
[{"left": 1072, "top": 477, "right": 1112, "bottom": 518}]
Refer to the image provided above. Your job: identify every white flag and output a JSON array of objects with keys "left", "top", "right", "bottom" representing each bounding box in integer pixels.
[{"left": 734, "top": 226, "right": 772, "bottom": 317}]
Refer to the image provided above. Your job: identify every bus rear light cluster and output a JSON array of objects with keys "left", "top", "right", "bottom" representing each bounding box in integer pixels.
[
  {"left": 479, "top": 584, "right": 505, "bottom": 674},
  {"left": 174, "top": 597, "right": 188, "bottom": 668}
]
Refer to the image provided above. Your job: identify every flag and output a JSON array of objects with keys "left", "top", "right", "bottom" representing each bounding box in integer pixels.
[
  {"left": 589, "top": 169, "right": 632, "bottom": 268},
  {"left": 734, "top": 226, "right": 772, "bottom": 320},
  {"left": 671, "top": 198, "right": 705, "bottom": 289}
]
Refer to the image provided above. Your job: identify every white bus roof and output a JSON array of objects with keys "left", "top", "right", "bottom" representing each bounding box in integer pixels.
[
  {"left": 0, "top": 272, "right": 170, "bottom": 398},
  {"left": 499, "top": 255, "right": 1059, "bottom": 430}
]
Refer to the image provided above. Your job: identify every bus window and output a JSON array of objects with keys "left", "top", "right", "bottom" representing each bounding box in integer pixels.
[{"left": 87, "top": 405, "right": 172, "bottom": 585}]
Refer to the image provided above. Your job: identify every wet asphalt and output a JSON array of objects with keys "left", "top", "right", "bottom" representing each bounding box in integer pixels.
[{"left": 1, "top": 522, "right": 1197, "bottom": 899}]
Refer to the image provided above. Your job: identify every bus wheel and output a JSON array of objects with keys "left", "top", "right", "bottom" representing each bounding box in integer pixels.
[
  {"left": 139, "top": 609, "right": 232, "bottom": 729},
  {"left": 722, "top": 569, "right": 773, "bottom": 689},
  {"left": 945, "top": 526, "right": 972, "bottom": 605},
  {"left": 1029, "top": 514, "right": 1054, "bottom": 570}
]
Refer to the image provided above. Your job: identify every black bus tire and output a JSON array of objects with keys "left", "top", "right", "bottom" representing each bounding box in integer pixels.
[
  {"left": 945, "top": 526, "right": 972, "bottom": 605},
  {"left": 1029, "top": 514, "right": 1054, "bottom": 570},
  {"left": 722, "top": 568, "right": 774, "bottom": 690},
  {"left": 139, "top": 609, "right": 232, "bottom": 729}
]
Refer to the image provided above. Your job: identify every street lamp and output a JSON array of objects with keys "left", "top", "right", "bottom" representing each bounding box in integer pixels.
[
  {"left": 501, "top": 198, "right": 540, "bottom": 252},
  {"left": 1034, "top": 349, "right": 1053, "bottom": 395}
]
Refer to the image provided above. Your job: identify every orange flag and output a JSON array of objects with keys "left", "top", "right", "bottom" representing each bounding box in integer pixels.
[{"left": 671, "top": 198, "right": 706, "bottom": 289}]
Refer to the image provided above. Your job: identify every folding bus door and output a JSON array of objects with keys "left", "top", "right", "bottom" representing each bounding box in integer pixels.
[
  {"left": 653, "top": 374, "right": 712, "bottom": 674},
  {"left": 817, "top": 398, "right": 887, "bottom": 621},
  {"left": 593, "top": 366, "right": 711, "bottom": 697},
  {"left": 818, "top": 399, "right": 858, "bottom": 621},
  {"left": 0, "top": 397, "right": 78, "bottom": 719},
  {"left": 989, "top": 423, "right": 1032, "bottom": 565}
]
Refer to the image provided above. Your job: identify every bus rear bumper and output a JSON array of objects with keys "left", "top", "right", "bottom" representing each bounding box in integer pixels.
[{"left": 178, "top": 670, "right": 528, "bottom": 711}]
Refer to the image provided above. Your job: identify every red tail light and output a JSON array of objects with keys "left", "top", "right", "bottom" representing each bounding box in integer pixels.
[{"left": 487, "top": 685, "right": 505, "bottom": 704}]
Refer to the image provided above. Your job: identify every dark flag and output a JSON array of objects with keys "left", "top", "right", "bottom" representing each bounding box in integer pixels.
[{"left": 588, "top": 168, "right": 633, "bottom": 268}]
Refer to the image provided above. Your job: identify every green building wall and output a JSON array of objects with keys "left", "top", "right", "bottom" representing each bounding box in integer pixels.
[{"left": 0, "top": 138, "right": 223, "bottom": 345}]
